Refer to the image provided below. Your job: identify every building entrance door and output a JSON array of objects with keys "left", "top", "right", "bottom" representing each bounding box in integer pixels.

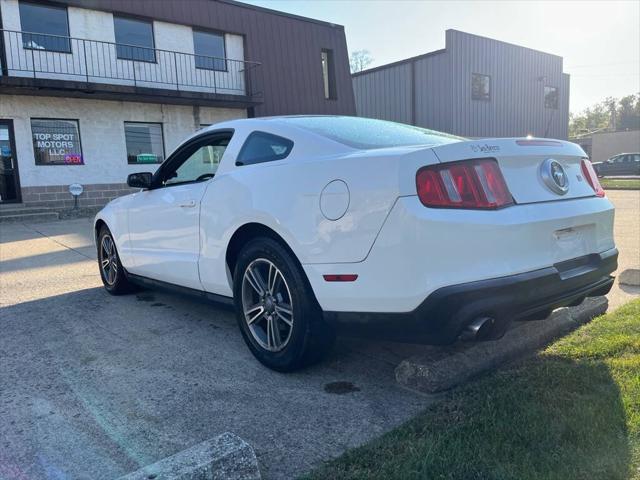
[{"left": 0, "top": 120, "right": 21, "bottom": 203}]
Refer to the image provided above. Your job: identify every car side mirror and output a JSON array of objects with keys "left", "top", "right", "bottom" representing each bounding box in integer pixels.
[{"left": 127, "top": 172, "right": 153, "bottom": 189}]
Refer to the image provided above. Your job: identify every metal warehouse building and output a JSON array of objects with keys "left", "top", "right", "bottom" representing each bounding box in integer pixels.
[
  {"left": 0, "top": 0, "right": 355, "bottom": 211},
  {"left": 352, "top": 30, "right": 570, "bottom": 140}
]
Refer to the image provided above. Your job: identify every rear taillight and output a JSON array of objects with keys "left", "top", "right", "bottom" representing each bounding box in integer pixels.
[
  {"left": 580, "top": 159, "right": 605, "bottom": 197},
  {"left": 416, "top": 159, "right": 513, "bottom": 209}
]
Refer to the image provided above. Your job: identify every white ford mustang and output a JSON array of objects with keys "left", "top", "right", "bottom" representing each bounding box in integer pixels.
[{"left": 94, "top": 116, "right": 617, "bottom": 371}]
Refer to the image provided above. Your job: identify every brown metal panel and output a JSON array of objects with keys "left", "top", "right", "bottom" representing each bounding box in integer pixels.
[{"left": 52, "top": 0, "right": 355, "bottom": 116}]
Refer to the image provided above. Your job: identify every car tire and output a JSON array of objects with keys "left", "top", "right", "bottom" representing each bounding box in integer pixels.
[
  {"left": 97, "top": 225, "right": 135, "bottom": 295},
  {"left": 233, "top": 237, "right": 335, "bottom": 372}
]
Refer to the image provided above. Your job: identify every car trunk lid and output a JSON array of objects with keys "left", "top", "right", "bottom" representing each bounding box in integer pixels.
[{"left": 431, "top": 138, "right": 596, "bottom": 204}]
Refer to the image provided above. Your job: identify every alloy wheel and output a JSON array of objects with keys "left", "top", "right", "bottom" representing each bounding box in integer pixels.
[
  {"left": 100, "top": 234, "right": 118, "bottom": 285},
  {"left": 241, "top": 258, "right": 294, "bottom": 352}
]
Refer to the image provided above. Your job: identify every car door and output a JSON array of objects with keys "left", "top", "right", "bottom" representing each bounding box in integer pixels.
[
  {"left": 620, "top": 154, "right": 636, "bottom": 175},
  {"left": 620, "top": 155, "right": 633, "bottom": 175},
  {"left": 602, "top": 156, "right": 615, "bottom": 176},
  {"left": 127, "top": 131, "right": 231, "bottom": 290},
  {"left": 632, "top": 154, "right": 640, "bottom": 175},
  {"left": 613, "top": 155, "right": 627, "bottom": 175}
]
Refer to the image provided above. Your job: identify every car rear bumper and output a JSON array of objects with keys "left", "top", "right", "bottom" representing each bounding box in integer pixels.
[
  {"left": 304, "top": 195, "right": 616, "bottom": 313},
  {"left": 323, "top": 248, "right": 617, "bottom": 344}
]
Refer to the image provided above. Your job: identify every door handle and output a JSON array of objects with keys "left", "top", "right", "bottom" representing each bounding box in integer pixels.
[{"left": 179, "top": 200, "right": 196, "bottom": 208}]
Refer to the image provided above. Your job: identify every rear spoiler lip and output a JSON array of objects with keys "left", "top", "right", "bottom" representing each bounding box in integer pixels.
[
  {"left": 430, "top": 137, "right": 587, "bottom": 163},
  {"left": 515, "top": 139, "right": 564, "bottom": 147}
]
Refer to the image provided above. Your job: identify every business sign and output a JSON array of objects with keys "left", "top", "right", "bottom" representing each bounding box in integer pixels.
[
  {"left": 68, "top": 183, "right": 84, "bottom": 196},
  {"left": 31, "top": 119, "right": 84, "bottom": 165},
  {"left": 136, "top": 153, "right": 158, "bottom": 164}
]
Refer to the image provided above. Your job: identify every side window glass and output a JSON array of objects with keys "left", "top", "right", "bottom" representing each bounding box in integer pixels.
[
  {"left": 236, "top": 131, "right": 294, "bottom": 166},
  {"left": 633, "top": 154, "right": 640, "bottom": 162},
  {"left": 164, "top": 139, "right": 228, "bottom": 186}
]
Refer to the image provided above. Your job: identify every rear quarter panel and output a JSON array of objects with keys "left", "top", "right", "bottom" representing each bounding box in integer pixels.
[{"left": 198, "top": 142, "right": 437, "bottom": 296}]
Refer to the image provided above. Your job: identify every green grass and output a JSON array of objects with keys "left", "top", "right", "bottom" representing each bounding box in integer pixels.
[
  {"left": 600, "top": 178, "right": 640, "bottom": 190},
  {"left": 304, "top": 299, "right": 640, "bottom": 480}
]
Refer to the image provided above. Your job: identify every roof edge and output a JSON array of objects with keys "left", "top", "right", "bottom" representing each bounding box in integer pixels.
[
  {"left": 353, "top": 29, "right": 566, "bottom": 78},
  {"left": 351, "top": 49, "right": 446, "bottom": 77},
  {"left": 218, "top": 0, "right": 345, "bottom": 29},
  {"left": 446, "top": 29, "right": 564, "bottom": 61}
]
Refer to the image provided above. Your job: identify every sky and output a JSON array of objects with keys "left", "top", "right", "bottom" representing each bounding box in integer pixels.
[{"left": 243, "top": 0, "right": 640, "bottom": 114}]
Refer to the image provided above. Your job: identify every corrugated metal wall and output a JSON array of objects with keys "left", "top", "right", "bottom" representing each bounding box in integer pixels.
[
  {"left": 560, "top": 73, "right": 570, "bottom": 139},
  {"left": 352, "top": 62, "right": 412, "bottom": 123},
  {"left": 414, "top": 51, "right": 452, "bottom": 133},
  {"left": 353, "top": 30, "right": 570, "bottom": 140},
  {"left": 447, "top": 30, "right": 567, "bottom": 139},
  {"left": 55, "top": 0, "right": 356, "bottom": 117}
]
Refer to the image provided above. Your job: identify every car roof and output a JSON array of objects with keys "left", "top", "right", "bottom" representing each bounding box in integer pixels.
[
  {"left": 204, "top": 115, "right": 463, "bottom": 152},
  {"left": 209, "top": 115, "right": 347, "bottom": 129}
]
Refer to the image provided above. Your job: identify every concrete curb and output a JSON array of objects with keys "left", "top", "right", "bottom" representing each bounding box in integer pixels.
[
  {"left": 117, "top": 432, "right": 261, "bottom": 480},
  {"left": 395, "top": 296, "right": 609, "bottom": 394}
]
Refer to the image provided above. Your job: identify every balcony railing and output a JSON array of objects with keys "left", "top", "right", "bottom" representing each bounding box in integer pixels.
[{"left": 0, "top": 29, "right": 262, "bottom": 99}]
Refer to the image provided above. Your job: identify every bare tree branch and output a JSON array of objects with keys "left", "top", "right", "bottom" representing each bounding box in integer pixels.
[{"left": 350, "top": 50, "right": 374, "bottom": 73}]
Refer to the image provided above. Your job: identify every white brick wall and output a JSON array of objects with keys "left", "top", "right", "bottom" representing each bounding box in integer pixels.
[
  {"left": 0, "top": 94, "right": 246, "bottom": 187},
  {"left": 0, "top": 0, "right": 247, "bottom": 94}
]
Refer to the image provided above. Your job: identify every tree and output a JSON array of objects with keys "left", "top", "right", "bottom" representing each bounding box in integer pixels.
[
  {"left": 617, "top": 94, "right": 640, "bottom": 130},
  {"left": 569, "top": 93, "right": 640, "bottom": 138},
  {"left": 350, "top": 50, "right": 373, "bottom": 73}
]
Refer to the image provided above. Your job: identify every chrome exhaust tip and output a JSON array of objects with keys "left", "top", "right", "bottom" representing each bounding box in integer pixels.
[{"left": 461, "top": 316, "right": 496, "bottom": 341}]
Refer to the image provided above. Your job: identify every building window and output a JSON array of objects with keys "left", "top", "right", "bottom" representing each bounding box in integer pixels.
[
  {"left": 19, "top": 1, "right": 71, "bottom": 53},
  {"left": 545, "top": 86, "right": 559, "bottom": 109},
  {"left": 124, "top": 122, "right": 165, "bottom": 164},
  {"left": 236, "top": 131, "right": 294, "bottom": 166},
  {"left": 472, "top": 73, "right": 491, "bottom": 101},
  {"left": 193, "top": 30, "right": 226, "bottom": 71},
  {"left": 31, "top": 119, "right": 83, "bottom": 165},
  {"left": 321, "top": 49, "right": 336, "bottom": 100},
  {"left": 114, "top": 16, "right": 156, "bottom": 63}
]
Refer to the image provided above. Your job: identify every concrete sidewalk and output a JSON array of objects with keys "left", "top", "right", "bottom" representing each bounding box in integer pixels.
[{"left": 606, "top": 190, "right": 640, "bottom": 307}]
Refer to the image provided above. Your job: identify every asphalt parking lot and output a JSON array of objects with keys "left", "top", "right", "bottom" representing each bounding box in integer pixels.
[
  {"left": 1, "top": 189, "right": 638, "bottom": 479},
  {"left": 0, "top": 219, "right": 429, "bottom": 479}
]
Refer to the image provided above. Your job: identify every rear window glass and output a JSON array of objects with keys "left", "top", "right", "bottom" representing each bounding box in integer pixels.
[
  {"left": 237, "top": 131, "right": 294, "bottom": 166},
  {"left": 281, "top": 116, "right": 463, "bottom": 150}
]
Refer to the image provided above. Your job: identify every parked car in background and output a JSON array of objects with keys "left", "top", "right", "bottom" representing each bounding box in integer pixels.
[
  {"left": 94, "top": 116, "right": 617, "bottom": 371},
  {"left": 592, "top": 153, "right": 640, "bottom": 177}
]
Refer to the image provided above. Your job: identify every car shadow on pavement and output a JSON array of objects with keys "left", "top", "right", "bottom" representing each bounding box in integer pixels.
[{"left": 0, "top": 286, "right": 428, "bottom": 480}]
